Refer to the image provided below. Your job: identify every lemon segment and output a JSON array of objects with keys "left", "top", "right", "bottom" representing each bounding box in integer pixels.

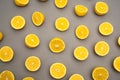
[
  {"left": 95, "top": 1, "right": 109, "bottom": 16},
  {"left": 55, "top": 17, "right": 69, "bottom": 31},
  {"left": 113, "top": 56, "right": 120, "bottom": 72},
  {"left": 74, "top": 5, "right": 88, "bottom": 17},
  {"left": 14, "top": 0, "right": 29, "bottom": 6},
  {"left": 74, "top": 46, "right": 89, "bottom": 61},
  {"left": 25, "top": 34, "right": 40, "bottom": 48},
  {"left": 25, "top": 56, "right": 41, "bottom": 72},
  {"left": 11, "top": 16, "right": 25, "bottom": 30},
  {"left": 94, "top": 41, "right": 109, "bottom": 56},
  {"left": 99, "top": 22, "right": 113, "bottom": 36},
  {"left": 92, "top": 67, "right": 109, "bottom": 80},
  {"left": 0, "top": 46, "right": 14, "bottom": 62},
  {"left": 0, "top": 32, "right": 3, "bottom": 41},
  {"left": 69, "top": 74, "right": 84, "bottom": 80},
  {"left": 32, "top": 11, "right": 45, "bottom": 27},
  {"left": 50, "top": 63, "right": 66, "bottom": 79},
  {"left": 55, "top": 0, "right": 68, "bottom": 8},
  {"left": 23, "top": 77, "right": 34, "bottom": 80},
  {"left": 0, "top": 70, "right": 15, "bottom": 80},
  {"left": 118, "top": 37, "right": 120, "bottom": 46}
]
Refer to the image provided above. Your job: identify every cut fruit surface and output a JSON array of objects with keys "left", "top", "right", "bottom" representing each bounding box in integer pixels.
[
  {"left": 14, "top": 0, "right": 29, "bottom": 6},
  {"left": 118, "top": 37, "right": 120, "bottom": 46},
  {"left": 23, "top": 77, "right": 34, "bottom": 80},
  {"left": 55, "top": 0, "right": 68, "bottom": 8},
  {"left": 0, "top": 32, "right": 3, "bottom": 41},
  {"left": 113, "top": 56, "right": 120, "bottom": 72},
  {"left": 69, "top": 74, "right": 84, "bottom": 80}
]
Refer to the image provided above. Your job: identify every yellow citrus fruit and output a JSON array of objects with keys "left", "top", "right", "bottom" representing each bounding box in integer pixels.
[
  {"left": 0, "top": 46, "right": 14, "bottom": 62},
  {"left": 25, "top": 56, "right": 41, "bottom": 72},
  {"left": 55, "top": 17, "right": 69, "bottom": 31},
  {"left": 55, "top": 0, "right": 68, "bottom": 8},
  {"left": 99, "top": 22, "right": 113, "bottom": 36},
  {"left": 118, "top": 37, "right": 120, "bottom": 46},
  {"left": 0, "top": 70, "right": 15, "bottom": 80},
  {"left": 113, "top": 56, "right": 120, "bottom": 72},
  {"left": 75, "top": 25, "right": 89, "bottom": 40},
  {"left": 69, "top": 74, "right": 84, "bottom": 80},
  {"left": 95, "top": 1, "right": 109, "bottom": 16},
  {"left": 74, "top": 46, "right": 89, "bottom": 61},
  {"left": 50, "top": 63, "right": 66, "bottom": 79},
  {"left": 0, "top": 32, "right": 3, "bottom": 41},
  {"left": 14, "top": 0, "right": 29, "bottom": 6},
  {"left": 23, "top": 77, "right": 34, "bottom": 80},
  {"left": 25, "top": 34, "right": 40, "bottom": 48},
  {"left": 11, "top": 16, "right": 25, "bottom": 30},
  {"left": 92, "top": 67, "right": 109, "bottom": 80},
  {"left": 49, "top": 37, "right": 65, "bottom": 53},
  {"left": 74, "top": 5, "right": 88, "bottom": 17},
  {"left": 32, "top": 11, "right": 45, "bottom": 27},
  {"left": 94, "top": 41, "right": 109, "bottom": 56}
]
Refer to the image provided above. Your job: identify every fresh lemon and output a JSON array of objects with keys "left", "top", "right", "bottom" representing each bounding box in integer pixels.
[
  {"left": 94, "top": 41, "right": 109, "bottom": 56},
  {"left": 0, "top": 70, "right": 15, "bottom": 80},
  {"left": 55, "top": 17, "right": 69, "bottom": 31},
  {"left": 14, "top": 0, "right": 29, "bottom": 6},
  {"left": 25, "top": 34, "right": 40, "bottom": 48},
  {"left": 0, "top": 32, "right": 3, "bottom": 41},
  {"left": 69, "top": 74, "right": 84, "bottom": 80},
  {"left": 50, "top": 63, "right": 66, "bottom": 79},
  {"left": 11, "top": 15, "right": 25, "bottom": 30},
  {"left": 49, "top": 37, "right": 65, "bottom": 53},
  {"left": 0, "top": 46, "right": 14, "bottom": 62},
  {"left": 75, "top": 25, "right": 89, "bottom": 40},
  {"left": 55, "top": 0, "right": 68, "bottom": 8},
  {"left": 92, "top": 67, "right": 109, "bottom": 80},
  {"left": 74, "top": 5, "right": 88, "bottom": 17},
  {"left": 74, "top": 46, "right": 89, "bottom": 61},
  {"left": 99, "top": 22, "right": 113, "bottom": 36},
  {"left": 32, "top": 11, "right": 45, "bottom": 27},
  {"left": 25, "top": 56, "right": 41, "bottom": 72},
  {"left": 118, "top": 37, "right": 120, "bottom": 46},
  {"left": 113, "top": 56, "right": 120, "bottom": 72},
  {"left": 23, "top": 77, "right": 34, "bottom": 80},
  {"left": 95, "top": 1, "right": 109, "bottom": 16}
]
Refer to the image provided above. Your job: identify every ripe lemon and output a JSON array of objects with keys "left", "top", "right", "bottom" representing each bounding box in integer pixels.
[
  {"left": 74, "top": 46, "right": 89, "bottom": 61},
  {"left": 69, "top": 74, "right": 84, "bottom": 80},
  {"left": 32, "top": 11, "right": 45, "bottom": 27},
  {"left": 113, "top": 56, "right": 120, "bottom": 72},
  {"left": 14, "top": 0, "right": 29, "bottom": 6},
  {"left": 0, "top": 32, "right": 3, "bottom": 41},
  {"left": 55, "top": 17, "right": 69, "bottom": 31},
  {"left": 92, "top": 67, "right": 109, "bottom": 80},
  {"left": 74, "top": 5, "right": 88, "bottom": 17},
  {"left": 25, "top": 56, "right": 41, "bottom": 72},
  {"left": 55, "top": 0, "right": 68, "bottom": 8},
  {"left": 50, "top": 63, "right": 66, "bottom": 79},
  {"left": 23, "top": 77, "right": 34, "bottom": 80},
  {"left": 118, "top": 37, "right": 120, "bottom": 46},
  {"left": 0, "top": 46, "right": 14, "bottom": 62}
]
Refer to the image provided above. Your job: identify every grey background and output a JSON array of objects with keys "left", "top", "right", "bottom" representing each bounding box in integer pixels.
[{"left": 0, "top": 0, "right": 120, "bottom": 80}]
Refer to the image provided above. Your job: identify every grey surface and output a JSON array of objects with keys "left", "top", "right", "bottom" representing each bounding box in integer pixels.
[{"left": 0, "top": 0, "right": 120, "bottom": 80}]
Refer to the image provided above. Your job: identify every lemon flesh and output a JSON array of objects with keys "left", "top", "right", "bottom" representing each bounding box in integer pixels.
[
  {"left": 69, "top": 74, "right": 84, "bottom": 80},
  {"left": 113, "top": 56, "right": 120, "bottom": 72},
  {"left": 23, "top": 77, "right": 34, "bottom": 80},
  {"left": 14, "top": 0, "right": 29, "bottom": 6},
  {"left": 55, "top": 0, "right": 68, "bottom": 8},
  {"left": 0, "top": 32, "right": 3, "bottom": 41}
]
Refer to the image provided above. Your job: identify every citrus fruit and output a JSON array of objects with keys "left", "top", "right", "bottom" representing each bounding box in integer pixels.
[
  {"left": 14, "top": 0, "right": 29, "bottom": 6},
  {"left": 55, "top": 0, "right": 68, "bottom": 8},
  {"left": 118, "top": 37, "right": 120, "bottom": 46},
  {"left": 23, "top": 77, "right": 34, "bottom": 80},
  {"left": 69, "top": 74, "right": 84, "bottom": 80},
  {"left": 113, "top": 56, "right": 120, "bottom": 72},
  {"left": 0, "top": 32, "right": 3, "bottom": 41}
]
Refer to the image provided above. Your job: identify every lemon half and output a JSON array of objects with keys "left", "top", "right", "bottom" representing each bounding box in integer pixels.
[
  {"left": 69, "top": 74, "right": 84, "bottom": 80},
  {"left": 113, "top": 56, "right": 120, "bottom": 72},
  {"left": 14, "top": 0, "right": 29, "bottom": 6},
  {"left": 55, "top": 0, "right": 68, "bottom": 8},
  {"left": 23, "top": 77, "right": 34, "bottom": 80},
  {"left": 0, "top": 32, "right": 3, "bottom": 41}
]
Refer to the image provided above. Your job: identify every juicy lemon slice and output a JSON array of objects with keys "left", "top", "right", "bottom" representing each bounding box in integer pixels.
[
  {"left": 23, "top": 77, "right": 34, "bottom": 80},
  {"left": 94, "top": 41, "right": 109, "bottom": 56},
  {"left": 49, "top": 37, "right": 65, "bottom": 53},
  {"left": 11, "top": 16, "right": 25, "bottom": 30},
  {"left": 99, "top": 22, "right": 113, "bottom": 36},
  {"left": 118, "top": 37, "right": 120, "bottom": 46},
  {"left": 92, "top": 67, "right": 109, "bottom": 80},
  {"left": 50, "top": 63, "right": 66, "bottom": 79},
  {"left": 69, "top": 74, "right": 84, "bottom": 80},
  {"left": 32, "top": 11, "right": 45, "bottom": 27},
  {"left": 74, "top": 5, "right": 88, "bottom": 17},
  {"left": 0, "top": 32, "right": 3, "bottom": 41},
  {"left": 95, "top": 1, "right": 109, "bottom": 16},
  {"left": 74, "top": 46, "right": 89, "bottom": 61},
  {"left": 14, "top": 0, "right": 29, "bottom": 6},
  {"left": 113, "top": 56, "right": 120, "bottom": 72},
  {"left": 0, "top": 70, "right": 15, "bottom": 80},
  {"left": 25, "top": 56, "right": 41, "bottom": 72},
  {"left": 55, "top": 0, "right": 68, "bottom": 8},
  {"left": 0, "top": 46, "right": 14, "bottom": 62},
  {"left": 25, "top": 34, "right": 40, "bottom": 48},
  {"left": 55, "top": 17, "right": 69, "bottom": 31},
  {"left": 75, "top": 25, "right": 89, "bottom": 40}
]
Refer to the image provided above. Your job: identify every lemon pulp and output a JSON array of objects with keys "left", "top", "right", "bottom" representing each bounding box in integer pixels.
[
  {"left": 118, "top": 37, "right": 120, "bottom": 46},
  {"left": 69, "top": 74, "right": 84, "bottom": 80},
  {"left": 23, "top": 77, "right": 34, "bottom": 80},
  {"left": 55, "top": 0, "right": 68, "bottom": 8},
  {"left": 14, "top": 0, "right": 29, "bottom": 6},
  {"left": 113, "top": 56, "right": 120, "bottom": 72},
  {"left": 0, "top": 32, "right": 3, "bottom": 41}
]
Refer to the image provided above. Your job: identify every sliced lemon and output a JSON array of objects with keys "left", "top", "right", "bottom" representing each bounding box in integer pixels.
[
  {"left": 14, "top": 0, "right": 29, "bottom": 6},
  {"left": 118, "top": 37, "right": 120, "bottom": 46},
  {"left": 25, "top": 56, "right": 41, "bottom": 72},
  {"left": 0, "top": 46, "right": 14, "bottom": 62},
  {"left": 25, "top": 34, "right": 40, "bottom": 48},
  {"left": 0, "top": 32, "right": 3, "bottom": 41},
  {"left": 55, "top": 0, "right": 68, "bottom": 8},
  {"left": 94, "top": 41, "right": 109, "bottom": 56},
  {"left": 49, "top": 37, "right": 65, "bottom": 53},
  {"left": 69, "top": 74, "right": 84, "bottom": 80},
  {"left": 74, "top": 46, "right": 89, "bottom": 61},
  {"left": 32, "top": 11, "right": 45, "bottom": 27},
  {"left": 74, "top": 5, "right": 88, "bottom": 17},
  {"left": 50, "top": 63, "right": 66, "bottom": 79},
  {"left": 99, "top": 22, "right": 113, "bottom": 36},
  {"left": 75, "top": 25, "right": 89, "bottom": 40},
  {"left": 23, "top": 77, "right": 34, "bottom": 80},
  {"left": 11, "top": 15, "right": 25, "bottom": 30},
  {"left": 95, "top": 1, "right": 109, "bottom": 16},
  {"left": 55, "top": 17, "right": 69, "bottom": 31},
  {"left": 113, "top": 56, "right": 120, "bottom": 72},
  {"left": 92, "top": 67, "right": 109, "bottom": 80},
  {"left": 0, "top": 70, "right": 15, "bottom": 80}
]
